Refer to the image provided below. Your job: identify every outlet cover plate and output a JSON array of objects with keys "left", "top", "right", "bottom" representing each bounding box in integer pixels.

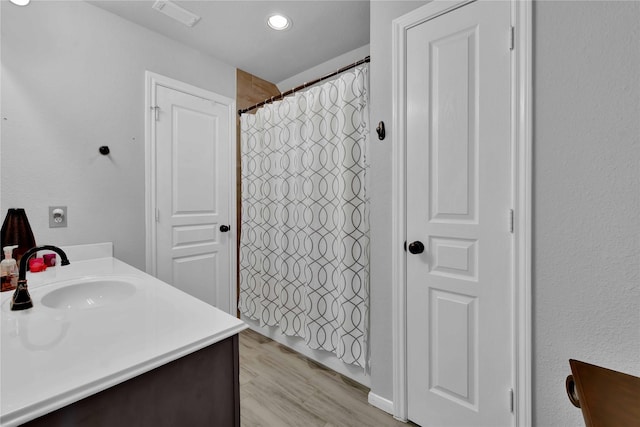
[{"left": 49, "top": 206, "right": 67, "bottom": 228}]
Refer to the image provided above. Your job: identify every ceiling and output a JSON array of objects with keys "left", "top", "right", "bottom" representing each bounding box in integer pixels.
[{"left": 88, "top": 1, "right": 370, "bottom": 84}]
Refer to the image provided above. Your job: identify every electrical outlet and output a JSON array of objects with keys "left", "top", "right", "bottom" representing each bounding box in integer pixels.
[{"left": 49, "top": 206, "right": 67, "bottom": 228}]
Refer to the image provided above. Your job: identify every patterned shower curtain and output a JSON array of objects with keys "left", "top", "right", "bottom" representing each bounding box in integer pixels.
[{"left": 239, "top": 65, "right": 370, "bottom": 368}]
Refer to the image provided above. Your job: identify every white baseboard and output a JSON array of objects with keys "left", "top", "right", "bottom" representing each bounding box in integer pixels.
[{"left": 367, "top": 391, "right": 395, "bottom": 416}]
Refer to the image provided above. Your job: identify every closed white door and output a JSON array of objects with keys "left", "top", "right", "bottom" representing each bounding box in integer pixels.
[
  {"left": 406, "top": 1, "right": 513, "bottom": 426},
  {"left": 153, "top": 83, "right": 233, "bottom": 314}
]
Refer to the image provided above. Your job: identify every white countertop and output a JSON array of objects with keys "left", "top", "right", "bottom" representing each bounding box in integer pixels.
[{"left": 0, "top": 251, "right": 247, "bottom": 426}]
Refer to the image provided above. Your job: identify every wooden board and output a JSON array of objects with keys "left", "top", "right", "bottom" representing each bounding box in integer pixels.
[{"left": 567, "top": 359, "right": 640, "bottom": 427}]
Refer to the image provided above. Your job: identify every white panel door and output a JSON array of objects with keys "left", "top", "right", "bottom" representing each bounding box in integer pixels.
[
  {"left": 155, "top": 84, "right": 232, "bottom": 314},
  {"left": 406, "top": 1, "right": 513, "bottom": 426}
]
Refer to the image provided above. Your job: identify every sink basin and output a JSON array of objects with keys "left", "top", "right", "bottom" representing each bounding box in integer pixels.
[{"left": 41, "top": 278, "right": 136, "bottom": 310}]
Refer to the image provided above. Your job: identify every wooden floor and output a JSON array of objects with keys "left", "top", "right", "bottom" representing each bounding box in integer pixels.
[{"left": 239, "top": 329, "right": 415, "bottom": 427}]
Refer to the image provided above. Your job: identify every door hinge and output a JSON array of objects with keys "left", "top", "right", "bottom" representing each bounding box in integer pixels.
[
  {"left": 509, "top": 388, "right": 515, "bottom": 413},
  {"left": 151, "top": 105, "right": 160, "bottom": 121},
  {"left": 509, "top": 209, "right": 514, "bottom": 233},
  {"left": 155, "top": 208, "right": 160, "bottom": 223},
  {"left": 509, "top": 26, "right": 515, "bottom": 51}
]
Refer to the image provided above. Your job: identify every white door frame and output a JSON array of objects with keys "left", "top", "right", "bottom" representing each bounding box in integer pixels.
[
  {"left": 390, "top": 1, "right": 532, "bottom": 425},
  {"left": 144, "top": 71, "right": 238, "bottom": 313}
]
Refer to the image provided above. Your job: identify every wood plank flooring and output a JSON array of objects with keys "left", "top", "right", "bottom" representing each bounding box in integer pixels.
[{"left": 239, "top": 329, "right": 416, "bottom": 427}]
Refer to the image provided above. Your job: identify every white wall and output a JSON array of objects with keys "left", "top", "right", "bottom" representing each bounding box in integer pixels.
[
  {"left": 368, "top": 1, "right": 640, "bottom": 426},
  {"left": 276, "top": 44, "right": 370, "bottom": 92},
  {"left": 368, "top": 0, "right": 428, "bottom": 404},
  {"left": 533, "top": 1, "right": 639, "bottom": 425},
  {"left": 0, "top": 1, "right": 235, "bottom": 269}
]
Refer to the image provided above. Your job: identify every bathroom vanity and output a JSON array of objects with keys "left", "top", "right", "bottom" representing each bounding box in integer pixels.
[{"left": 0, "top": 243, "right": 246, "bottom": 427}]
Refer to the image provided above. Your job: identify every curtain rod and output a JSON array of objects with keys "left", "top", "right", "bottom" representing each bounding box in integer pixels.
[{"left": 238, "top": 55, "right": 370, "bottom": 116}]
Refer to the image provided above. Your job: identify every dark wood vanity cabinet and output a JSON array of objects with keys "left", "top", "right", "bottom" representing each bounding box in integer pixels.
[{"left": 23, "top": 335, "right": 240, "bottom": 427}]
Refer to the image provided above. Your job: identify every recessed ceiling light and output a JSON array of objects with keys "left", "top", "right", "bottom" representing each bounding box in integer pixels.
[
  {"left": 267, "top": 14, "right": 291, "bottom": 31},
  {"left": 9, "top": 0, "right": 30, "bottom": 6}
]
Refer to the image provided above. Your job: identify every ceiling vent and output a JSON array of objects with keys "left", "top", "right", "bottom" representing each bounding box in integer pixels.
[{"left": 152, "top": 1, "right": 201, "bottom": 28}]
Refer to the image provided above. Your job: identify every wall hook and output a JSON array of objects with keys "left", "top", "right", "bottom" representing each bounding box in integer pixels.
[
  {"left": 99, "top": 146, "right": 110, "bottom": 155},
  {"left": 376, "top": 121, "right": 386, "bottom": 140}
]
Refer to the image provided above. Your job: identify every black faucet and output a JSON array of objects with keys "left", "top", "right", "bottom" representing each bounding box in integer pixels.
[{"left": 10, "top": 245, "right": 70, "bottom": 311}]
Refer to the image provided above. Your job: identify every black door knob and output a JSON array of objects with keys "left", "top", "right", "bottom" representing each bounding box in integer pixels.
[
  {"left": 408, "top": 241, "right": 425, "bottom": 254},
  {"left": 219, "top": 225, "right": 230, "bottom": 232}
]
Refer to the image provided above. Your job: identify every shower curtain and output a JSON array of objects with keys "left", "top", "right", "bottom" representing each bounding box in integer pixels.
[{"left": 239, "top": 65, "right": 369, "bottom": 368}]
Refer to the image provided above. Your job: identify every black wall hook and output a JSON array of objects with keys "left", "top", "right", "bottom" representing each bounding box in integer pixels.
[
  {"left": 99, "top": 146, "right": 110, "bottom": 155},
  {"left": 376, "top": 121, "right": 385, "bottom": 140}
]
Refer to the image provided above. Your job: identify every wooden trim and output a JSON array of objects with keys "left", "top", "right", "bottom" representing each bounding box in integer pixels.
[
  {"left": 144, "top": 71, "right": 156, "bottom": 276},
  {"left": 513, "top": 2, "right": 533, "bottom": 425},
  {"left": 235, "top": 69, "right": 281, "bottom": 317},
  {"left": 390, "top": 9, "right": 408, "bottom": 421},
  {"left": 368, "top": 391, "right": 395, "bottom": 416},
  {"left": 227, "top": 98, "right": 239, "bottom": 315}
]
